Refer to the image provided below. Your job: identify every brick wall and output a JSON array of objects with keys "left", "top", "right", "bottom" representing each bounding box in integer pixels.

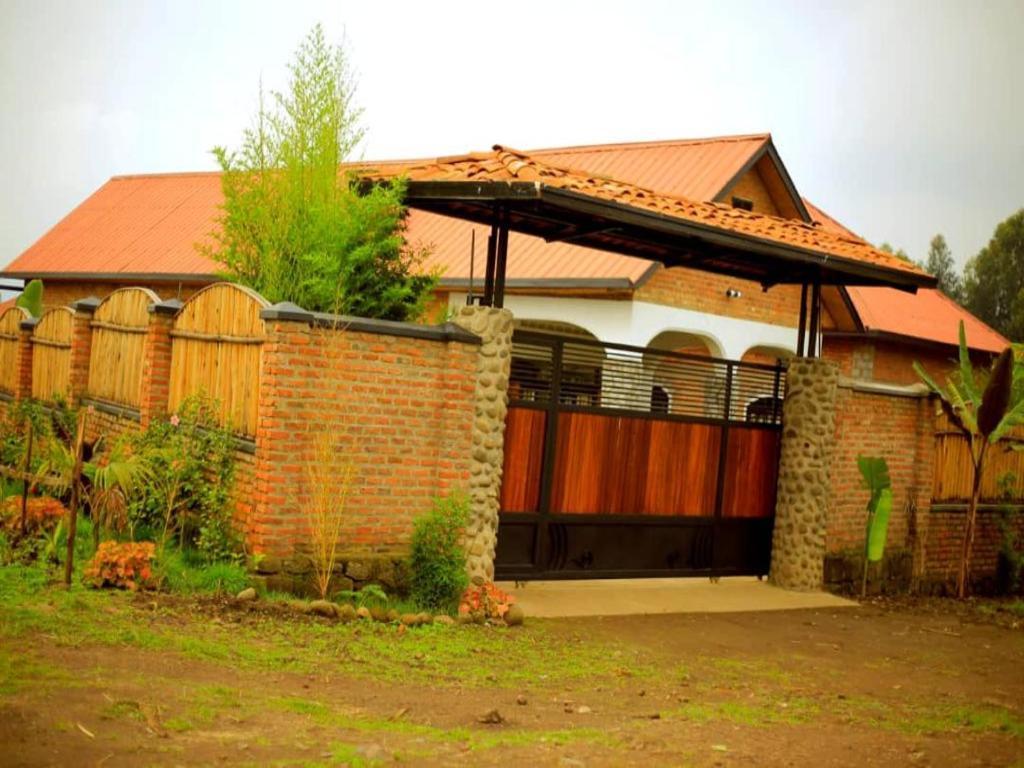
[
  {"left": 635, "top": 266, "right": 804, "bottom": 327},
  {"left": 250, "top": 315, "right": 479, "bottom": 559},
  {"left": 923, "top": 509, "right": 1024, "bottom": 592},
  {"left": 828, "top": 384, "right": 935, "bottom": 555},
  {"left": 24, "top": 280, "right": 207, "bottom": 311}
]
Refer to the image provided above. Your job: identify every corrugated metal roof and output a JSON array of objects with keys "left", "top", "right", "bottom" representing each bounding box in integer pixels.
[
  {"left": 530, "top": 135, "right": 769, "bottom": 202},
  {"left": 845, "top": 286, "right": 1008, "bottom": 353}
]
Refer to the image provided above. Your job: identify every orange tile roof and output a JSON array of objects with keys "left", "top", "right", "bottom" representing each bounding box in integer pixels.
[{"left": 360, "top": 146, "right": 928, "bottom": 282}]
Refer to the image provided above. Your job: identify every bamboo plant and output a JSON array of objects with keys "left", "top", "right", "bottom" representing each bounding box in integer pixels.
[{"left": 914, "top": 322, "right": 1023, "bottom": 598}]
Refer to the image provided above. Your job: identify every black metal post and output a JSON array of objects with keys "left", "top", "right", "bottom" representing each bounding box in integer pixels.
[
  {"left": 796, "top": 283, "right": 808, "bottom": 357},
  {"left": 482, "top": 218, "right": 498, "bottom": 307},
  {"left": 808, "top": 281, "right": 822, "bottom": 358},
  {"left": 533, "top": 337, "right": 564, "bottom": 573},
  {"left": 494, "top": 206, "right": 510, "bottom": 309}
]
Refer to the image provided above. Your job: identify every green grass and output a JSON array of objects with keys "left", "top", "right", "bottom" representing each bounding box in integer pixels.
[
  {"left": 0, "top": 560, "right": 653, "bottom": 690},
  {"left": 268, "top": 695, "right": 616, "bottom": 752},
  {"left": 153, "top": 547, "right": 249, "bottom": 595}
]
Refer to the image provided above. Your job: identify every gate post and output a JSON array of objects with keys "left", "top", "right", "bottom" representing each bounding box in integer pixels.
[
  {"left": 451, "top": 305, "right": 514, "bottom": 585},
  {"left": 770, "top": 357, "right": 839, "bottom": 590}
]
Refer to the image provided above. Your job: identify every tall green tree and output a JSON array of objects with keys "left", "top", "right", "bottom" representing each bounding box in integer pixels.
[
  {"left": 924, "top": 234, "right": 963, "bottom": 302},
  {"left": 963, "top": 210, "right": 1024, "bottom": 341},
  {"left": 206, "top": 24, "right": 434, "bottom": 320}
]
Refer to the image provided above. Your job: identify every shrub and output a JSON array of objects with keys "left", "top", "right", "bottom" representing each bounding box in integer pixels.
[
  {"left": 84, "top": 541, "right": 156, "bottom": 590},
  {"left": 0, "top": 496, "right": 66, "bottom": 535},
  {"left": 459, "top": 582, "right": 515, "bottom": 620},
  {"left": 126, "top": 397, "right": 239, "bottom": 562},
  {"left": 408, "top": 493, "right": 469, "bottom": 613}
]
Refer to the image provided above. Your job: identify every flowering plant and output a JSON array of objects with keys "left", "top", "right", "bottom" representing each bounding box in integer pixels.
[
  {"left": 0, "top": 496, "right": 67, "bottom": 534},
  {"left": 458, "top": 582, "right": 515, "bottom": 619},
  {"left": 84, "top": 541, "right": 157, "bottom": 590}
]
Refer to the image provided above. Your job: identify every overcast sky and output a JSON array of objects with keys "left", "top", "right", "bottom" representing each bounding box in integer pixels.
[{"left": 1, "top": 0, "right": 1022, "bottom": 277}]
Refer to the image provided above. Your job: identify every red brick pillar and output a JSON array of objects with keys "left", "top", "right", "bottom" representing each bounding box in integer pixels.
[
  {"left": 251, "top": 302, "right": 314, "bottom": 556},
  {"left": 14, "top": 317, "right": 37, "bottom": 401},
  {"left": 69, "top": 297, "right": 101, "bottom": 407},
  {"left": 139, "top": 298, "right": 181, "bottom": 428}
]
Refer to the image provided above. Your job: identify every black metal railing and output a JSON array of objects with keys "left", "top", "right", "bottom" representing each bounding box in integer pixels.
[{"left": 508, "top": 330, "right": 786, "bottom": 425}]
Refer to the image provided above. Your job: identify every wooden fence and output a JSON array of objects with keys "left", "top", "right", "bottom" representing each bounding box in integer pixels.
[
  {"left": 0, "top": 305, "right": 28, "bottom": 395},
  {"left": 31, "top": 307, "right": 73, "bottom": 403},
  {"left": 932, "top": 411, "right": 1024, "bottom": 503},
  {"left": 86, "top": 287, "right": 159, "bottom": 409},
  {"left": 168, "top": 283, "right": 268, "bottom": 437}
]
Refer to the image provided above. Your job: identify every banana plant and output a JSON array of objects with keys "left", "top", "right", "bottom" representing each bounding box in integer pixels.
[
  {"left": 14, "top": 279, "right": 44, "bottom": 318},
  {"left": 914, "top": 321, "right": 1023, "bottom": 598},
  {"left": 858, "top": 456, "right": 893, "bottom": 597}
]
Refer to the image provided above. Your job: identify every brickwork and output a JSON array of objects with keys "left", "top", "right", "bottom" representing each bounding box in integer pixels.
[
  {"left": 828, "top": 384, "right": 934, "bottom": 555},
  {"left": 14, "top": 322, "right": 35, "bottom": 401},
  {"left": 924, "top": 510, "right": 1024, "bottom": 592},
  {"left": 68, "top": 300, "right": 99, "bottom": 407},
  {"left": 31, "top": 281, "right": 204, "bottom": 311},
  {"left": 250, "top": 312, "right": 479, "bottom": 559},
  {"left": 138, "top": 304, "right": 177, "bottom": 428},
  {"left": 636, "top": 267, "right": 803, "bottom": 328}
]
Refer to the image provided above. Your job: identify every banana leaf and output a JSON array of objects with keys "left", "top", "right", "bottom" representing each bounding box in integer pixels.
[
  {"left": 15, "top": 279, "right": 43, "bottom": 318},
  {"left": 866, "top": 488, "right": 892, "bottom": 562}
]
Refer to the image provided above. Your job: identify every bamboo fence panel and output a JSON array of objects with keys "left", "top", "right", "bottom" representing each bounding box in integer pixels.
[
  {"left": 86, "top": 287, "right": 159, "bottom": 408},
  {"left": 0, "top": 306, "right": 29, "bottom": 395},
  {"left": 932, "top": 411, "right": 1024, "bottom": 502},
  {"left": 31, "top": 307, "right": 73, "bottom": 403},
  {"left": 168, "top": 283, "right": 268, "bottom": 436}
]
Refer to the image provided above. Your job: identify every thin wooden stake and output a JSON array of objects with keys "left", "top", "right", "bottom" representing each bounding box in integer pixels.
[
  {"left": 19, "top": 423, "right": 33, "bottom": 537},
  {"left": 63, "top": 409, "right": 88, "bottom": 587}
]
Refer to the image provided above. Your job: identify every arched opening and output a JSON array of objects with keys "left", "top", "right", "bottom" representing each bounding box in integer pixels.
[
  {"left": 737, "top": 345, "right": 791, "bottom": 423},
  {"left": 644, "top": 330, "right": 724, "bottom": 417}
]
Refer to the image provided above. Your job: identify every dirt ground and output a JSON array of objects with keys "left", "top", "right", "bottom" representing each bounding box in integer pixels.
[{"left": 1, "top": 586, "right": 1023, "bottom": 767}]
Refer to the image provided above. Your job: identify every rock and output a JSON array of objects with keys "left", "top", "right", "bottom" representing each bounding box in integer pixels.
[
  {"left": 434, "top": 615, "right": 456, "bottom": 626},
  {"left": 504, "top": 604, "right": 525, "bottom": 627},
  {"left": 400, "top": 613, "right": 419, "bottom": 627},
  {"left": 235, "top": 587, "right": 257, "bottom": 602},
  {"left": 308, "top": 600, "right": 337, "bottom": 618},
  {"left": 386, "top": 609, "right": 400, "bottom": 623},
  {"left": 417, "top": 612, "right": 432, "bottom": 625},
  {"left": 576, "top": 705, "right": 592, "bottom": 714},
  {"left": 336, "top": 604, "right": 357, "bottom": 623},
  {"left": 369, "top": 606, "right": 388, "bottom": 622},
  {"left": 477, "top": 709, "right": 504, "bottom": 725},
  {"left": 559, "top": 758, "right": 586, "bottom": 768},
  {"left": 356, "top": 606, "right": 371, "bottom": 620},
  {"left": 456, "top": 612, "right": 474, "bottom": 625},
  {"left": 516, "top": 694, "right": 528, "bottom": 706}
]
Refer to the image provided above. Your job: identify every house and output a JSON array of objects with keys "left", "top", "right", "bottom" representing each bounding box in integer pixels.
[
  {"left": 2, "top": 134, "right": 1014, "bottom": 592},
  {"left": 2, "top": 134, "right": 1001, "bottom": 375}
]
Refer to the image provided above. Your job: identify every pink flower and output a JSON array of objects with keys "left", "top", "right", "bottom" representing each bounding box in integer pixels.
[{"left": 169, "top": 414, "right": 181, "bottom": 427}]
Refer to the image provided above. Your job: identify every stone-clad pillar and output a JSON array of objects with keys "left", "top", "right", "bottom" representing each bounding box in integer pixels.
[
  {"left": 769, "top": 357, "right": 839, "bottom": 591},
  {"left": 451, "top": 305, "right": 514, "bottom": 585}
]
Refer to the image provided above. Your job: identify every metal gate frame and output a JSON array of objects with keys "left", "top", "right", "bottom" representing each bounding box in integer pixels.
[{"left": 495, "top": 330, "right": 786, "bottom": 580}]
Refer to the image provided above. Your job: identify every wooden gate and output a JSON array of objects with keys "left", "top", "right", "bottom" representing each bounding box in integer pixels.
[{"left": 495, "top": 331, "right": 785, "bottom": 579}]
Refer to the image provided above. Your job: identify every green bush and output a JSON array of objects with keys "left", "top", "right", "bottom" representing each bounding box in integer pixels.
[
  {"left": 408, "top": 493, "right": 469, "bottom": 613},
  {"left": 125, "top": 397, "right": 239, "bottom": 562}
]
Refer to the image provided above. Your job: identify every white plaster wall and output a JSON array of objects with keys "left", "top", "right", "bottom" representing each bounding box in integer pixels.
[{"left": 448, "top": 293, "right": 805, "bottom": 361}]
